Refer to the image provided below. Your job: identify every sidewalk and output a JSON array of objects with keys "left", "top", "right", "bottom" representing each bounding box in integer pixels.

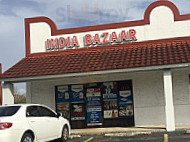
[{"left": 70, "top": 125, "right": 190, "bottom": 136}]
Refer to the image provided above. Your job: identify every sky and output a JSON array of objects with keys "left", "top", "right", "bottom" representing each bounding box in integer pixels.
[{"left": 0, "top": 0, "right": 189, "bottom": 94}]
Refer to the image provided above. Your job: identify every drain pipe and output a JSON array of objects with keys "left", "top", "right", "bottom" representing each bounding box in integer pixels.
[{"left": 0, "top": 64, "right": 2, "bottom": 105}]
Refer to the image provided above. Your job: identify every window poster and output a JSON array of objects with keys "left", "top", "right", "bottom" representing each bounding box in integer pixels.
[
  {"left": 102, "top": 82, "right": 118, "bottom": 101},
  {"left": 102, "top": 82, "right": 118, "bottom": 119},
  {"left": 104, "top": 100, "right": 117, "bottom": 110},
  {"left": 103, "top": 100, "right": 118, "bottom": 118},
  {"left": 119, "top": 105, "right": 134, "bottom": 117},
  {"left": 87, "top": 106, "right": 102, "bottom": 126},
  {"left": 86, "top": 88, "right": 101, "bottom": 106},
  {"left": 118, "top": 90, "right": 134, "bottom": 117},
  {"left": 57, "top": 103, "right": 70, "bottom": 119},
  {"left": 56, "top": 86, "right": 70, "bottom": 103},
  {"left": 86, "top": 88, "right": 102, "bottom": 126},
  {"left": 71, "top": 103, "right": 85, "bottom": 120},
  {"left": 55, "top": 86, "right": 70, "bottom": 119},
  {"left": 70, "top": 85, "right": 84, "bottom": 103},
  {"left": 118, "top": 90, "right": 133, "bottom": 106},
  {"left": 104, "top": 110, "right": 118, "bottom": 118}
]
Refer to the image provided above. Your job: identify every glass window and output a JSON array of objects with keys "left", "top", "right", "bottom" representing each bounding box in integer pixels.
[
  {"left": 0, "top": 106, "right": 20, "bottom": 117},
  {"left": 26, "top": 106, "right": 40, "bottom": 117},
  {"left": 38, "top": 106, "right": 57, "bottom": 117}
]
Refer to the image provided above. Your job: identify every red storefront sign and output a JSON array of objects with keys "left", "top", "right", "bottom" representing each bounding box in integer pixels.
[{"left": 45, "top": 29, "right": 137, "bottom": 50}]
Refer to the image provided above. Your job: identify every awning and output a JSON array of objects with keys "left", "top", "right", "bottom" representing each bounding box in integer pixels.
[{"left": 1, "top": 37, "right": 190, "bottom": 82}]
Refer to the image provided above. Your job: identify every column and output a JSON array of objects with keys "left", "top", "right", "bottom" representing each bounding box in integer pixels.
[
  {"left": 2, "top": 82, "right": 14, "bottom": 105},
  {"left": 26, "top": 82, "right": 32, "bottom": 103},
  {"left": 163, "top": 69, "right": 175, "bottom": 132},
  {"left": 0, "top": 64, "right": 2, "bottom": 105}
]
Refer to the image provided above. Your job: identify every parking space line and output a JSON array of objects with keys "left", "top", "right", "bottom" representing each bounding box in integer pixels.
[
  {"left": 83, "top": 137, "right": 94, "bottom": 142},
  {"left": 164, "top": 134, "right": 168, "bottom": 142}
]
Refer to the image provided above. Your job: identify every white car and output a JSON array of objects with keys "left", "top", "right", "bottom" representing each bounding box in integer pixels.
[{"left": 0, "top": 104, "right": 70, "bottom": 142}]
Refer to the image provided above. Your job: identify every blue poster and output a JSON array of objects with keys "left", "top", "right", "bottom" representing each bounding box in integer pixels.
[
  {"left": 70, "top": 85, "right": 84, "bottom": 103},
  {"left": 87, "top": 106, "right": 102, "bottom": 126},
  {"left": 86, "top": 88, "right": 102, "bottom": 126},
  {"left": 56, "top": 86, "right": 70, "bottom": 103},
  {"left": 55, "top": 86, "right": 70, "bottom": 119},
  {"left": 118, "top": 90, "right": 133, "bottom": 106},
  {"left": 87, "top": 97, "right": 101, "bottom": 106},
  {"left": 86, "top": 88, "right": 101, "bottom": 106},
  {"left": 118, "top": 90, "right": 134, "bottom": 117},
  {"left": 102, "top": 82, "right": 118, "bottom": 101}
]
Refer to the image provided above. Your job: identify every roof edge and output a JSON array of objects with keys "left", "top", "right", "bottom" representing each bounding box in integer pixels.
[{"left": 1, "top": 63, "right": 190, "bottom": 83}]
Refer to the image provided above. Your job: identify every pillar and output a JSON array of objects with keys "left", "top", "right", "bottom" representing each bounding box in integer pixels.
[
  {"left": 0, "top": 64, "right": 2, "bottom": 105},
  {"left": 163, "top": 69, "right": 175, "bottom": 131},
  {"left": 26, "top": 82, "right": 32, "bottom": 103},
  {"left": 2, "top": 82, "right": 14, "bottom": 105}
]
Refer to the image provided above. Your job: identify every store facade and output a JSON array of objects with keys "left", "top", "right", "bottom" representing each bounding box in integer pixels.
[
  {"left": 55, "top": 80, "right": 134, "bottom": 128},
  {"left": 1, "top": 1, "right": 190, "bottom": 131}
]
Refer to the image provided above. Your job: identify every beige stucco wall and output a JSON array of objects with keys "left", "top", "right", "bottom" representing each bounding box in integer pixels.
[
  {"left": 26, "top": 67, "right": 190, "bottom": 126},
  {"left": 172, "top": 68, "right": 190, "bottom": 125}
]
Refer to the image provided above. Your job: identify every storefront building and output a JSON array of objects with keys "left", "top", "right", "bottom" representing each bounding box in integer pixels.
[{"left": 1, "top": 1, "right": 190, "bottom": 131}]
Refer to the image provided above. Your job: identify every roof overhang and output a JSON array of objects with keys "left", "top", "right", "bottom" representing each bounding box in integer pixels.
[{"left": 1, "top": 63, "right": 190, "bottom": 83}]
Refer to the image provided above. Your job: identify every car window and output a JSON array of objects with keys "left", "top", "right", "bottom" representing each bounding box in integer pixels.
[
  {"left": 0, "top": 106, "right": 20, "bottom": 117},
  {"left": 26, "top": 106, "right": 40, "bottom": 117},
  {"left": 38, "top": 106, "right": 57, "bottom": 117}
]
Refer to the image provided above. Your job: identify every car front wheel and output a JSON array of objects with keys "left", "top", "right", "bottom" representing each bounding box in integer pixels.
[
  {"left": 61, "top": 126, "right": 69, "bottom": 142},
  {"left": 21, "top": 133, "right": 34, "bottom": 142}
]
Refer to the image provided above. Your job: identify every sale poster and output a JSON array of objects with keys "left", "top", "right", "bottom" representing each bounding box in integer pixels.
[
  {"left": 119, "top": 105, "right": 134, "bottom": 117},
  {"left": 86, "top": 88, "right": 101, "bottom": 97},
  {"left": 71, "top": 103, "right": 85, "bottom": 120},
  {"left": 103, "top": 100, "right": 117, "bottom": 110},
  {"left": 87, "top": 106, "right": 102, "bottom": 126},
  {"left": 104, "top": 110, "right": 118, "bottom": 118},
  {"left": 56, "top": 103, "right": 70, "bottom": 119},
  {"left": 103, "top": 99, "right": 118, "bottom": 119},
  {"left": 70, "top": 85, "right": 84, "bottom": 103},
  {"left": 56, "top": 86, "right": 70, "bottom": 103},
  {"left": 118, "top": 90, "right": 133, "bottom": 106},
  {"left": 55, "top": 86, "right": 70, "bottom": 119},
  {"left": 102, "top": 82, "right": 118, "bottom": 101},
  {"left": 86, "top": 88, "right": 102, "bottom": 126},
  {"left": 86, "top": 88, "right": 101, "bottom": 106}
]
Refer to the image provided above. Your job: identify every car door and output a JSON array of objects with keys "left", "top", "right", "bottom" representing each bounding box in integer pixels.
[
  {"left": 26, "top": 106, "right": 48, "bottom": 141},
  {"left": 38, "top": 106, "right": 61, "bottom": 139}
]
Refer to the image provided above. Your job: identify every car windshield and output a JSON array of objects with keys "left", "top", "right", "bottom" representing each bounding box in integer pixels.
[{"left": 0, "top": 106, "right": 21, "bottom": 117}]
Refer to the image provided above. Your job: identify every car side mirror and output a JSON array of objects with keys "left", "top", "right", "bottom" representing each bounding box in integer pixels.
[{"left": 57, "top": 113, "right": 62, "bottom": 118}]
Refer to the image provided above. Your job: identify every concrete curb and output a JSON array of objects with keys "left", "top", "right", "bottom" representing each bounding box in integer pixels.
[
  {"left": 185, "top": 130, "right": 190, "bottom": 134},
  {"left": 105, "top": 132, "right": 152, "bottom": 137},
  {"left": 71, "top": 128, "right": 166, "bottom": 136},
  {"left": 69, "top": 132, "right": 152, "bottom": 140},
  {"left": 69, "top": 135, "right": 81, "bottom": 139},
  {"left": 69, "top": 125, "right": 190, "bottom": 138}
]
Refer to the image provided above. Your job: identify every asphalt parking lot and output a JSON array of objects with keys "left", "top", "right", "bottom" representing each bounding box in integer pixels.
[{"left": 67, "top": 131, "right": 190, "bottom": 142}]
